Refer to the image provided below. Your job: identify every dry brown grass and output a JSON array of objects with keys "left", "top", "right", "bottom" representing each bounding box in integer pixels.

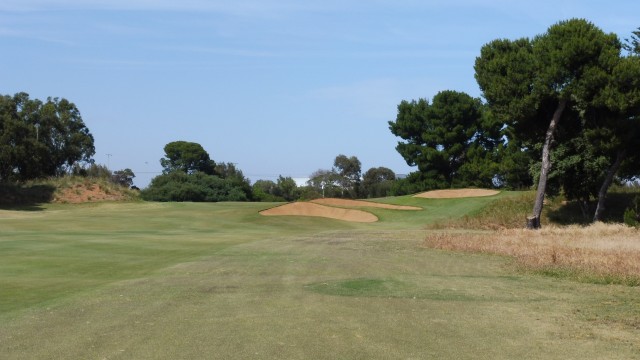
[{"left": 423, "top": 223, "right": 640, "bottom": 286}]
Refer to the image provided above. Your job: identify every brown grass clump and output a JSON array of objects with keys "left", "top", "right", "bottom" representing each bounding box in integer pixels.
[{"left": 423, "top": 223, "right": 640, "bottom": 286}]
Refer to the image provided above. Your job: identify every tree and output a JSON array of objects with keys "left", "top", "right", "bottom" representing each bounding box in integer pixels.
[
  {"left": 252, "top": 179, "right": 279, "bottom": 201},
  {"left": 0, "top": 93, "right": 95, "bottom": 182},
  {"left": 307, "top": 169, "right": 341, "bottom": 198},
  {"left": 214, "top": 162, "right": 252, "bottom": 200},
  {"left": 475, "top": 19, "right": 621, "bottom": 228},
  {"left": 160, "top": 141, "right": 215, "bottom": 175},
  {"left": 276, "top": 175, "right": 299, "bottom": 201},
  {"left": 362, "top": 167, "right": 395, "bottom": 198},
  {"left": 149, "top": 143, "right": 252, "bottom": 202},
  {"left": 389, "top": 90, "right": 500, "bottom": 190},
  {"left": 141, "top": 172, "right": 248, "bottom": 202},
  {"left": 591, "top": 46, "right": 640, "bottom": 221},
  {"left": 333, "top": 154, "right": 362, "bottom": 198},
  {"left": 111, "top": 168, "right": 136, "bottom": 188}
]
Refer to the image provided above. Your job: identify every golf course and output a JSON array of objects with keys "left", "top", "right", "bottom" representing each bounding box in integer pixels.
[{"left": 2, "top": 192, "right": 639, "bottom": 359}]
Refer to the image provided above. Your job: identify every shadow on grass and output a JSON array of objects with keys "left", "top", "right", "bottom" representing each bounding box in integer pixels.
[
  {"left": 547, "top": 192, "right": 639, "bottom": 225},
  {"left": 0, "top": 183, "right": 55, "bottom": 211}
]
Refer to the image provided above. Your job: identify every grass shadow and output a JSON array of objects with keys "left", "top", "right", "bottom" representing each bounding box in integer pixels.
[
  {"left": 547, "top": 192, "right": 639, "bottom": 225},
  {"left": 0, "top": 183, "right": 55, "bottom": 211}
]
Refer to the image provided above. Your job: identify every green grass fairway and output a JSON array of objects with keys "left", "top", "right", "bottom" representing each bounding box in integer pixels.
[{"left": 1, "top": 196, "right": 639, "bottom": 359}]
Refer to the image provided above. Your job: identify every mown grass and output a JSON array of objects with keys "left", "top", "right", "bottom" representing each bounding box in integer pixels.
[{"left": 1, "top": 197, "right": 640, "bottom": 358}]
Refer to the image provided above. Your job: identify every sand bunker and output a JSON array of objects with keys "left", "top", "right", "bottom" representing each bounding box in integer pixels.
[
  {"left": 414, "top": 189, "right": 500, "bottom": 199},
  {"left": 311, "top": 198, "right": 421, "bottom": 210},
  {"left": 260, "top": 202, "right": 378, "bottom": 223}
]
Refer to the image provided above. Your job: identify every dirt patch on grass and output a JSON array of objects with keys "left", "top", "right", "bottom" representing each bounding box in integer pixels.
[
  {"left": 311, "top": 198, "right": 421, "bottom": 210},
  {"left": 260, "top": 202, "right": 378, "bottom": 223},
  {"left": 414, "top": 189, "right": 500, "bottom": 199},
  {"left": 54, "top": 183, "right": 127, "bottom": 204}
]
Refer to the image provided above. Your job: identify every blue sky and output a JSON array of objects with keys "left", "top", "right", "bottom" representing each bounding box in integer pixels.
[{"left": 2, "top": 1, "right": 639, "bottom": 187}]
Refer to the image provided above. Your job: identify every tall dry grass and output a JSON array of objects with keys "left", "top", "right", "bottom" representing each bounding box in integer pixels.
[{"left": 423, "top": 223, "right": 640, "bottom": 286}]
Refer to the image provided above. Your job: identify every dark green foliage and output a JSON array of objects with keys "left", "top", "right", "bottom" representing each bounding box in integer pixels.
[
  {"left": 389, "top": 90, "right": 503, "bottom": 191},
  {"left": 160, "top": 141, "right": 215, "bottom": 175},
  {"left": 252, "top": 180, "right": 282, "bottom": 202},
  {"left": 495, "top": 142, "right": 536, "bottom": 190},
  {"left": 72, "top": 163, "right": 112, "bottom": 179},
  {"left": 252, "top": 176, "right": 300, "bottom": 202},
  {"left": 475, "top": 19, "right": 626, "bottom": 225},
  {"left": 333, "top": 154, "right": 362, "bottom": 198},
  {"left": 623, "top": 208, "right": 638, "bottom": 227},
  {"left": 361, "top": 167, "right": 395, "bottom": 198},
  {"left": 623, "top": 27, "right": 640, "bottom": 55},
  {"left": 623, "top": 195, "right": 640, "bottom": 227},
  {"left": 390, "top": 172, "right": 434, "bottom": 196},
  {"left": 276, "top": 176, "right": 299, "bottom": 201},
  {"left": 307, "top": 169, "right": 343, "bottom": 198},
  {"left": 297, "top": 186, "right": 323, "bottom": 200},
  {"left": 0, "top": 92, "right": 95, "bottom": 182},
  {"left": 148, "top": 142, "right": 252, "bottom": 202},
  {"left": 111, "top": 168, "right": 136, "bottom": 188},
  {"left": 214, "top": 162, "right": 252, "bottom": 200},
  {"left": 140, "top": 172, "right": 248, "bottom": 202}
]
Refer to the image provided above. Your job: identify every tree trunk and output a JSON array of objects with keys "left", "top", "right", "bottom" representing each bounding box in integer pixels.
[
  {"left": 529, "top": 99, "right": 568, "bottom": 229},
  {"left": 526, "top": 215, "right": 540, "bottom": 230},
  {"left": 593, "top": 149, "right": 626, "bottom": 222}
]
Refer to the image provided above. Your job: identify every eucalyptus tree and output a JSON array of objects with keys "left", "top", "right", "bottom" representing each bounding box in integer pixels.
[
  {"left": 362, "top": 167, "right": 396, "bottom": 198},
  {"left": 0, "top": 92, "right": 95, "bottom": 182},
  {"left": 333, "top": 154, "right": 362, "bottom": 198}
]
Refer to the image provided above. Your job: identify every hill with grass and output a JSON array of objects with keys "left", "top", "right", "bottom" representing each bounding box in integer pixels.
[{"left": 0, "top": 176, "right": 139, "bottom": 207}]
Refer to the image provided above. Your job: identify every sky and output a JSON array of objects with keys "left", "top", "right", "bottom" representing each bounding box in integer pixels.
[{"left": 2, "top": 1, "right": 640, "bottom": 187}]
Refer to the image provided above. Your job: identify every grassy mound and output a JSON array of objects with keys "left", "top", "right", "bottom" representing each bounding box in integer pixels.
[
  {"left": 429, "top": 189, "right": 640, "bottom": 229},
  {"left": 0, "top": 176, "right": 139, "bottom": 208}
]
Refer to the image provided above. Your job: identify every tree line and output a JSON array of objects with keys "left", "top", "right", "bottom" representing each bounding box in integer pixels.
[
  {"left": 142, "top": 140, "right": 399, "bottom": 202},
  {"left": 389, "top": 19, "right": 640, "bottom": 228},
  {"left": 3, "top": 19, "right": 639, "bottom": 228}
]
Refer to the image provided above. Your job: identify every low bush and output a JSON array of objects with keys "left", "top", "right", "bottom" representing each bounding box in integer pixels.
[{"left": 141, "top": 172, "right": 250, "bottom": 202}]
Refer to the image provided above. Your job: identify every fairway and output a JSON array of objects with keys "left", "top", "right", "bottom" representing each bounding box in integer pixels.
[{"left": 1, "top": 197, "right": 639, "bottom": 359}]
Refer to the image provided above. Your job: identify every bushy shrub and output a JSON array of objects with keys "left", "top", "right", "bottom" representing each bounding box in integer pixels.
[
  {"left": 623, "top": 195, "right": 640, "bottom": 227},
  {"left": 72, "top": 163, "right": 112, "bottom": 179},
  {"left": 623, "top": 208, "right": 638, "bottom": 227},
  {"left": 390, "top": 172, "right": 443, "bottom": 196},
  {"left": 141, "top": 172, "right": 250, "bottom": 202}
]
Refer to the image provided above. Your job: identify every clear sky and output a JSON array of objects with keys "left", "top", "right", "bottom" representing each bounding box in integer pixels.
[{"left": 2, "top": 1, "right": 639, "bottom": 187}]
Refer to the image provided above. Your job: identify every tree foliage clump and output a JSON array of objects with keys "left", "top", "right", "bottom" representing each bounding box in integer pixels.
[
  {"left": 362, "top": 167, "right": 396, "bottom": 198},
  {"left": 0, "top": 92, "right": 95, "bottom": 182},
  {"left": 141, "top": 172, "right": 248, "bottom": 202},
  {"left": 160, "top": 141, "right": 215, "bottom": 175},
  {"left": 252, "top": 176, "right": 300, "bottom": 202},
  {"left": 389, "top": 90, "right": 505, "bottom": 191},
  {"left": 111, "top": 168, "right": 136, "bottom": 188},
  {"left": 475, "top": 18, "right": 639, "bottom": 227},
  {"left": 303, "top": 155, "right": 398, "bottom": 199},
  {"left": 143, "top": 141, "right": 251, "bottom": 202}
]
